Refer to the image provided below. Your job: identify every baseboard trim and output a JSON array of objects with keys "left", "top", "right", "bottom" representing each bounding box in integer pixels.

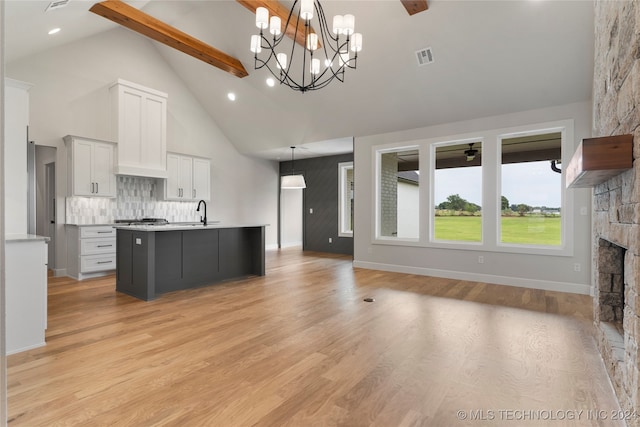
[
  {"left": 7, "top": 341, "right": 45, "bottom": 355},
  {"left": 352, "top": 260, "right": 592, "bottom": 295},
  {"left": 67, "top": 270, "right": 115, "bottom": 281},
  {"left": 280, "top": 241, "right": 302, "bottom": 249}
]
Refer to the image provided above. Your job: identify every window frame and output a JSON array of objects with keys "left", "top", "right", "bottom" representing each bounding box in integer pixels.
[
  {"left": 495, "top": 125, "right": 573, "bottom": 256},
  {"left": 371, "top": 119, "right": 575, "bottom": 256},
  {"left": 430, "top": 137, "right": 484, "bottom": 246},
  {"left": 338, "top": 161, "right": 354, "bottom": 238},
  {"left": 373, "top": 144, "right": 421, "bottom": 244}
]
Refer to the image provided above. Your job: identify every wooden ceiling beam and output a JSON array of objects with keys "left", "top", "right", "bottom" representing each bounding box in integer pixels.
[
  {"left": 236, "top": 0, "right": 316, "bottom": 48},
  {"left": 400, "top": 0, "right": 428, "bottom": 16},
  {"left": 90, "top": 1, "right": 248, "bottom": 78}
]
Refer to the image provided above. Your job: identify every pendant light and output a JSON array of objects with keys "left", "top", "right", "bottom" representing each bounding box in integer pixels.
[{"left": 281, "top": 146, "right": 307, "bottom": 189}]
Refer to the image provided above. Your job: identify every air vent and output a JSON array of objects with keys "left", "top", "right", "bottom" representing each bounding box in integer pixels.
[
  {"left": 45, "top": 0, "right": 70, "bottom": 12},
  {"left": 415, "top": 47, "right": 434, "bottom": 66}
]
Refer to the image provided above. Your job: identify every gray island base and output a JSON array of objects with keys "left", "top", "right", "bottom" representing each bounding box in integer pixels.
[{"left": 115, "top": 225, "right": 266, "bottom": 301}]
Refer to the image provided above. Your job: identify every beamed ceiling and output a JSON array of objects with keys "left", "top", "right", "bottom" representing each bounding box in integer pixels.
[{"left": 4, "top": 0, "right": 594, "bottom": 161}]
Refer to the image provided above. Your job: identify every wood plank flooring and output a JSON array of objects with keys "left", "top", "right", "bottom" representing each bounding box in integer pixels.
[{"left": 8, "top": 249, "right": 623, "bottom": 426}]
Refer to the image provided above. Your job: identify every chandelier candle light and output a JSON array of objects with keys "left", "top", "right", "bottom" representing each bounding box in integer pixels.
[{"left": 250, "top": 0, "right": 362, "bottom": 93}]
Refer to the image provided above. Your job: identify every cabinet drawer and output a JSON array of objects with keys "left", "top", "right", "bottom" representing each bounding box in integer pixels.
[
  {"left": 80, "top": 226, "right": 116, "bottom": 238},
  {"left": 81, "top": 254, "right": 116, "bottom": 273},
  {"left": 81, "top": 238, "right": 116, "bottom": 255}
]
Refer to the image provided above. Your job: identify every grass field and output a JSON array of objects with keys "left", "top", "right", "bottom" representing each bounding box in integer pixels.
[{"left": 434, "top": 215, "right": 561, "bottom": 245}]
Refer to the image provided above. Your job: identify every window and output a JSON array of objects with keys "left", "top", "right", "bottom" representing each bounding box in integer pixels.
[
  {"left": 433, "top": 140, "right": 482, "bottom": 242},
  {"left": 371, "top": 120, "right": 572, "bottom": 254},
  {"left": 376, "top": 147, "right": 419, "bottom": 240},
  {"left": 500, "top": 131, "right": 562, "bottom": 247},
  {"left": 338, "top": 162, "right": 354, "bottom": 237}
]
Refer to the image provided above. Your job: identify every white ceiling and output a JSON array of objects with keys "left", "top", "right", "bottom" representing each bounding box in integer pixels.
[{"left": 4, "top": 0, "right": 595, "bottom": 161}]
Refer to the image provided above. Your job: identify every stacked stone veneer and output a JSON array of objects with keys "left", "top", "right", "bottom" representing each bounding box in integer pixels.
[{"left": 593, "top": 0, "right": 640, "bottom": 420}]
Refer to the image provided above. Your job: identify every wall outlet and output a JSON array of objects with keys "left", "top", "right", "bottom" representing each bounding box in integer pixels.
[
  {"left": 574, "top": 263, "right": 581, "bottom": 272},
  {"left": 309, "top": 208, "right": 313, "bottom": 214},
  {"left": 135, "top": 238, "right": 142, "bottom": 245},
  {"left": 478, "top": 256, "right": 484, "bottom": 264},
  {"left": 329, "top": 237, "right": 332, "bottom": 243}
]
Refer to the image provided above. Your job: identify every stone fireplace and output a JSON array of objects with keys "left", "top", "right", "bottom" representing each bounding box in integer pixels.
[{"left": 592, "top": 0, "right": 640, "bottom": 419}]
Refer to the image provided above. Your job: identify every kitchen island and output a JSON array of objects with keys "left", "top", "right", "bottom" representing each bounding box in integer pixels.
[{"left": 115, "top": 224, "right": 266, "bottom": 301}]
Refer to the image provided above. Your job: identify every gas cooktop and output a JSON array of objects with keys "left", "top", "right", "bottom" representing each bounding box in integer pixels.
[{"left": 114, "top": 218, "right": 169, "bottom": 226}]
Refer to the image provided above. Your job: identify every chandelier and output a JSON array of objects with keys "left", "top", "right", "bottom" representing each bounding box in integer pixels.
[{"left": 249, "top": 0, "right": 362, "bottom": 93}]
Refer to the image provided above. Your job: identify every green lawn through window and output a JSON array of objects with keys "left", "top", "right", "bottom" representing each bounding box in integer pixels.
[{"left": 433, "top": 216, "right": 561, "bottom": 246}]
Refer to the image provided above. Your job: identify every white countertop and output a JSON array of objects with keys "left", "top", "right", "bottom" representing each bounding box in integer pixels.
[
  {"left": 114, "top": 223, "right": 268, "bottom": 232},
  {"left": 65, "top": 223, "right": 117, "bottom": 227},
  {"left": 6, "top": 234, "right": 50, "bottom": 243}
]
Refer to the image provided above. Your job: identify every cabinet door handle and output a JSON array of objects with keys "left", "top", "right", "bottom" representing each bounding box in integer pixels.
[
  {"left": 97, "top": 244, "right": 113, "bottom": 248},
  {"left": 96, "top": 182, "right": 99, "bottom": 193},
  {"left": 97, "top": 260, "right": 113, "bottom": 264},
  {"left": 97, "top": 231, "right": 112, "bottom": 234},
  {"left": 91, "top": 182, "right": 95, "bottom": 193}
]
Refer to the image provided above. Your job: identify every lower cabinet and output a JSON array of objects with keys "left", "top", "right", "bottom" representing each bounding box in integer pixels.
[
  {"left": 66, "top": 225, "right": 117, "bottom": 280},
  {"left": 6, "top": 238, "right": 47, "bottom": 354},
  {"left": 116, "top": 226, "right": 265, "bottom": 301}
]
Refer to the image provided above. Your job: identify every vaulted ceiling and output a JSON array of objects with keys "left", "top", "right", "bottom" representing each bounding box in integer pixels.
[{"left": 4, "top": 0, "right": 595, "bottom": 160}]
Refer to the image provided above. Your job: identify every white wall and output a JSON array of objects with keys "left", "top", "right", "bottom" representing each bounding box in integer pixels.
[
  {"left": 6, "top": 28, "right": 279, "bottom": 273},
  {"left": 354, "top": 102, "right": 593, "bottom": 295},
  {"left": 0, "top": 1, "right": 8, "bottom": 420},
  {"left": 4, "top": 79, "right": 30, "bottom": 236}
]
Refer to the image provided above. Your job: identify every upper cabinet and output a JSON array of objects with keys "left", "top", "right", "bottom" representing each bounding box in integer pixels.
[
  {"left": 110, "top": 79, "right": 168, "bottom": 178},
  {"left": 192, "top": 157, "right": 211, "bottom": 201},
  {"left": 163, "top": 153, "right": 210, "bottom": 201},
  {"left": 65, "top": 135, "right": 116, "bottom": 198}
]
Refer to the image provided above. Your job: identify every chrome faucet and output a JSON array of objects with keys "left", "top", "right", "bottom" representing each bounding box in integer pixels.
[{"left": 196, "top": 200, "right": 207, "bottom": 226}]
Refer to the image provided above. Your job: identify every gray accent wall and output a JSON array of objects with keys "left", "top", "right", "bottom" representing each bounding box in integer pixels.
[{"left": 280, "top": 153, "right": 353, "bottom": 256}]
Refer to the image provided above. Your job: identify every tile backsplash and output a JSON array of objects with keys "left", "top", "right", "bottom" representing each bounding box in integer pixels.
[{"left": 66, "top": 176, "right": 201, "bottom": 224}]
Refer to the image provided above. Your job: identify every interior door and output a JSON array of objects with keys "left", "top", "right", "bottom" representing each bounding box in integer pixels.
[{"left": 45, "top": 162, "right": 56, "bottom": 269}]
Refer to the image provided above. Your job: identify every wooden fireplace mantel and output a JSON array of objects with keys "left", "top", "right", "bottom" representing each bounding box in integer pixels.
[{"left": 566, "top": 134, "right": 633, "bottom": 188}]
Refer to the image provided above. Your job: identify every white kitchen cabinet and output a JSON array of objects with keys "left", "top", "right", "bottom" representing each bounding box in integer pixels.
[
  {"left": 66, "top": 225, "right": 117, "bottom": 280},
  {"left": 110, "top": 79, "right": 168, "bottom": 178},
  {"left": 163, "top": 153, "right": 210, "bottom": 201},
  {"left": 6, "top": 236, "right": 48, "bottom": 354},
  {"left": 193, "top": 157, "right": 211, "bottom": 201},
  {"left": 65, "top": 135, "right": 116, "bottom": 197}
]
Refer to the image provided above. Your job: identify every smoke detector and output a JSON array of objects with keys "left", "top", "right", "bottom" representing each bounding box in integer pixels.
[
  {"left": 45, "top": 0, "right": 70, "bottom": 12},
  {"left": 415, "top": 47, "right": 434, "bottom": 66}
]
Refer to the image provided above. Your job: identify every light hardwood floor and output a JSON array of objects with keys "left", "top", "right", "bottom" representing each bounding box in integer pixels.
[{"left": 8, "top": 249, "right": 623, "bottom": 426}]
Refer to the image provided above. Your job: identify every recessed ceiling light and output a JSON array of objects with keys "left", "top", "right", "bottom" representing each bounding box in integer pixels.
[
  {"left": 227, "top": 92, "right": 236, "bottom": 101},
  {"left": 48, "top": 28, "right": 61, "bottom": 35},
  {"left": 266, "top": 78, "right": 275, "bottom": 87}
]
